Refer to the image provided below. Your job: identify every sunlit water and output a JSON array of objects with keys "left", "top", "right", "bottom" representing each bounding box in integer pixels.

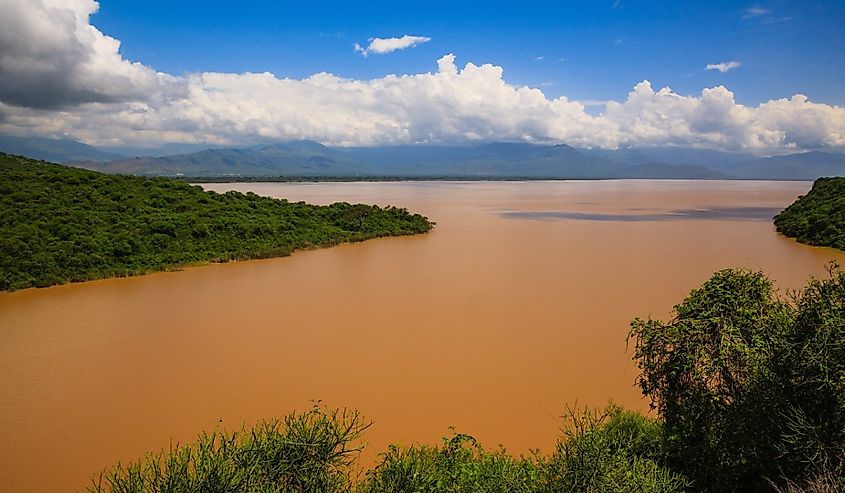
[{"left": 2, "top": 180, "right": 843, "bottom": 492}]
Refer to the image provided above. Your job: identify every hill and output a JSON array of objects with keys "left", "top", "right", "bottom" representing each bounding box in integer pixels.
[
  {"left": 93, "top": 142, "right": 371, "bottom": 177},
  {"left": 86, "top": 141, "right": 845, "bottom": 180},
  {"left": 0, "top": 135, "right": 126, "bottom": 163},
  {"left": 727, "top": 151, "right": 845, "bottom": 180},
  {"left": 774, "top": 176, "right": 845, "bottom": 250},
  {"left": 3, "top": 135, "right": 844, "bottom": 180},
  {"left": 0, "top": 153, "right": 432, "bottom": 290},
  {"left": 77, "top": 141, "right": 726, "bottom": 179}
]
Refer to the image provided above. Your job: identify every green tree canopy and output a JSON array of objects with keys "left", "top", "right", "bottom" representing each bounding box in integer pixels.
[{"left": 0, "top": 153, "right": 433, "bottom": 291}]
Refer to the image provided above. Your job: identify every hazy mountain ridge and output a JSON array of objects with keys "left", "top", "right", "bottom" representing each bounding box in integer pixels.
[
  {"left": 2, "top": 135, "right": 844, "bottom": 180},
  {"left": 0, "top": 136, "right": 127, "bottom": 163},
  {"left": 721, "top": 151, "right": 845, "bottom": 180}
]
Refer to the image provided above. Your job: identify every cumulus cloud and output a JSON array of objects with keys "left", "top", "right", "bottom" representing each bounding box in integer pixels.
[
  {"left": 705, "top": 61, "right": 741, "bottom": 73},
  {"left": 0, "top": 0, "right": 184, "bottom": 109},
  {"left": 0, "top": 1, "right": 842, "bottom": 155},
  {"left": 354, "top": 35, "right": 431, "bottom": 56}
]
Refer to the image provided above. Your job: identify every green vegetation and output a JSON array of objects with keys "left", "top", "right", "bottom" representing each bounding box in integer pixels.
[
  {"left": 90, "top": 407, "right": 368, "bottom": 493},
  {"left": 0, "top": 153, "right": 432, "bottom": 291},
  {"left": 774, "top": 177, "right": 845, "bottom": 251},
  {"left": 89, "top": 268, "right": 845, "bottom": 492},
  {"left": 630, "top": 267, "right": 845, "bottom": 492},
  {"left": 91, "top": 404, "right": 685, "bottom": 493}
]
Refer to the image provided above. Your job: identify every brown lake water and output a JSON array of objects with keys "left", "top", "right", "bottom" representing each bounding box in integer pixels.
[{"left": 2, "top": 180, "right": 844, "bottom": 492}]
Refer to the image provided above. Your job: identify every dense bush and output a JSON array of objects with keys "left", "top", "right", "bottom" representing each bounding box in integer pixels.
[
  {"left": 89, "top": 407, "right": 370, "bottom": 493},
  {"left": 0, "top": 153, "right": 433, "bottom": 290},
  {"left": 362, "top": 431, "right": 541, "bottom": 493},
  {"left": 542, "top": 405, "right": 689, "bottom": 492},
  {"left": 774, "top": 177, "right": 845, "bottom": 251},
  {"left": 629, "top": 267, "right": 845, "bottom": 491},
  {"left": 91, "top": 405, "right": 684, "bottom": 493}
]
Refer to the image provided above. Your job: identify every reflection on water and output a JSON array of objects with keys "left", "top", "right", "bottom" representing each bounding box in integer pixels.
[
  {"left": 1, "top": 180, "right": 843, "bottom": 493},
  {"left": 501, "top": 206, "right": 785, "bottom": 222}
]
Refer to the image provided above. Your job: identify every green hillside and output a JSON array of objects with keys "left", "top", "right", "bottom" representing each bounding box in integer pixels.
[
  {"left": 774, "top": 177, "right": 845, "bottom": 251},
  {"left": 0, "top": 153, "right": 432, "bottom": 291}
]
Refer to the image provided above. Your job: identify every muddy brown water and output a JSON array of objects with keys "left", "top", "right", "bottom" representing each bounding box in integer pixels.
[{"left": 2, "top": 180, "right": 844, "bottom": 492}]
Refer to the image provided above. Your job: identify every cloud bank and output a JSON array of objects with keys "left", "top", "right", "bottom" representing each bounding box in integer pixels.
[
  {"left": 354, "top": 35, "right": 431, "bottom": 56},
  {"left": 0, "top": 0, "right": 843, "bottom": 155}
]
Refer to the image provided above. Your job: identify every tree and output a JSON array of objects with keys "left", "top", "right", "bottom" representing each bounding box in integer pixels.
[{"left": 629, "top": 268, "right": 845, "bottom": 491}]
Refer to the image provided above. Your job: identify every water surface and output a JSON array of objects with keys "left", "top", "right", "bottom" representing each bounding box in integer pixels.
[{"left": 2, "top": 180, "right": 843, "bottom": 492}]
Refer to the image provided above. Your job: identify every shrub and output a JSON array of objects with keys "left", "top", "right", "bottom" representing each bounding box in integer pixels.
[
  {"left": 89, "top": 406, "right": 369, "bottom": 493},
  {"left": 629, "top": 267, "right": 845, "bottom": 491},
  {"left": 362, "top": 430, "right": 540, "bottom": 493},
  {"left": 542, "top": 404, "right": 688, "bottom": 493}
]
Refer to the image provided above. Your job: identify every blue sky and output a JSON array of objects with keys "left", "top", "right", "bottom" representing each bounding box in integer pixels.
[
  {"left": 0, "top": 0, "right": 842, "bottom": 152},
  {"left": 92, "top": 0, "right": 844, "bottom": 106}
]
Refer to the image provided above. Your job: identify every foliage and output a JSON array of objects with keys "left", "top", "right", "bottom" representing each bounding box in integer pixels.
[
  {"left": 774, "top": 177, "right": 845, "bottom": 251},
  {"left": 0, "top": 153, "right": 432, "bottom": 291},
  {"left": 89, "top": 406, "right": 369, "bottom": 493},
  {"left": 92, "top": 404, "right": 685, "bottom": 493},
  {"left": 629, "top": 267, "right": 845, "bottom": 491},
  {"left": 769, "top": 265, "right": 845, "bottom": 483},
  {"left": 362, "top": 405, "right": 688, "bottom": 493},
  {"left": 770, "top": 459, "right": 845, "bottom": 493},
  {"left": 542, "top": 404, "right": 689, "bottom": 493},
  {"left": 361, "top": 430, "right": 541, "bottom": 493}
]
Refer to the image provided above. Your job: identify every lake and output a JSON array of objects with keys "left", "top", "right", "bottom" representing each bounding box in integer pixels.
[{"left": 1, "top": 180, "right": 843, "bottom": 492}]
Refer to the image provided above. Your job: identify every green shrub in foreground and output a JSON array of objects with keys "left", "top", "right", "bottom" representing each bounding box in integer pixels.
[
  {"left": 629, "top": 266, "right": 845, "bottom": 492},
  {"left": 91, "top": 404, "right": 685, "bottom": 493},
  {"left": 89, "top": 407, "right": 369, "bottom": 493},
  {"left": 542, "top": 404, "right": 688, "bottom": 493},
  {"left": 361, "top": 430, "right": 542, "bottom": 493}
]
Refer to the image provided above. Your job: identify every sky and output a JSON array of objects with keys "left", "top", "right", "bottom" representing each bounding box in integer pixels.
[{"left": 0, "top": 0, "right": 843, "bottom": 154}]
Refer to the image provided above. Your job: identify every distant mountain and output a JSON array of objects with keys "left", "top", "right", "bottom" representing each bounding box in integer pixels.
[
  {"left": 3, "top": 134, "right": 843, "bottom": 180},
  {"left": 722, "top": 151, "right": 845, "bottom": 180},
  {"left": 98, "top": 142, "right": 227, "bottom": 158},
  {"left": 580, "top": 147, "right": 754, "bottom": 167},
  {"left": 88, "top": 141, "right": 628, "bottom": 178},
  {"left": 81, "top": 141, "right": 630, "bottom": 178},
  {"left": 75, "top": 142, "right": 845, "bottom": 180},
  {"left": 338, "top": 143, "right": 624, "bottom": 177},
  {"left": 91, "top": 143, "right": 371, "bottom": 176},
  {"left": 618, "top": 162, "right": 730, "bottom": 179},
  {"left": 584, "top": 147, "right": 845, "bottom": 179},
  {"left": 0, "top": 135, "right": 126, "bottom": 163}
]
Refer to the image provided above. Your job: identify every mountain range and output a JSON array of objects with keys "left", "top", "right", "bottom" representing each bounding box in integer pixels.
[{"left": 2, "top": 135, "right": 844, "bottom": 180}]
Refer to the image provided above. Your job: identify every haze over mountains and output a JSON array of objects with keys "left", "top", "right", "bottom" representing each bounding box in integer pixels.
[{"left": 2, "top": 135, "right": 844, "bottom": 180}]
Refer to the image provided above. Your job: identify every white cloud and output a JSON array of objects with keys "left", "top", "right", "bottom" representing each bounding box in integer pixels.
[
  {"left": 705, "top": 61, "right": 742, "bottom": 73},
  {"left": 601, "top": 82, "right": 845, "bottom": 151},
  {"left": 0, "top": 1, "right": 843, "bottom": 155},
  {"left": 0, "top": 0, "right": 184, "bottom": 108},
  {"left": 354, "top": 35, "right": 431, "bottom": 57},
  {"left": 742, "top": 7, "right": 790, "bottom": 24},
  {"left": 743, "top": 6, "right": 770, "bottom": 19}
]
